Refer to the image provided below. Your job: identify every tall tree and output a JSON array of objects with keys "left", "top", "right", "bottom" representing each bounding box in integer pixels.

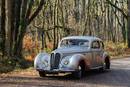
[
  {"left": 128, "top": 0, "right": 130, "bottom": 48},
  {"left": 0, "top": 0, "right": 6, "bottom": 56},
  {"left": 6, "top": 0, "right": 15, "bottom": 56},
  {"left": 5, "top": 0, "right": 46, "bottom": 58}
]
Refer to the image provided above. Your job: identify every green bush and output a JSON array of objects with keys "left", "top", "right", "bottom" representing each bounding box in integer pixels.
[{"left": 0, "top": 56, "right": 15, "bottom": 73}]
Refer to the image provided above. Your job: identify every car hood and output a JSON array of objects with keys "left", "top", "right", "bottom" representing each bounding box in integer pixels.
[{"left": 52, "top": 46, "right": 89, "bottom": 54}]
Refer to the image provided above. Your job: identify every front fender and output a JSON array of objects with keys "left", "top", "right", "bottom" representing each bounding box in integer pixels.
[
  {"left": 34, "top": 53, "right": 50, "bottom": 69},
  {"left": 68, "top": 54, "right": 86, "bottom": 69}
]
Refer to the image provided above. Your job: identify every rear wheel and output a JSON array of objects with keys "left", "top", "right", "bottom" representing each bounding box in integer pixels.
[
  {"left": 39, "top": 71, "right": 46, "bottom": 77},
  {"left": 99, "top": 57, "right": 110, "bottom": 72},
  {"left": 105, "top": 57, "right": 110, "bottom": 69}
]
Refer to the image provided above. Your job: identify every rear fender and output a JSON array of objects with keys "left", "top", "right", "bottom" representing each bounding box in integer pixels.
[{"left": 103, "top": 52, "right": 110, "bottom": 62}]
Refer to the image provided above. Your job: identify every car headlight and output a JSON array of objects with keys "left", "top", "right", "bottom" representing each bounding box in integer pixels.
[
  {"left": 62, "top": 55, "right": 72, "bottom": 65},
  {"left": 42, "top": 60, "right": 48, "bottom": 67},
  {"left": 63, "top": 60, "right": 70, "bottom": 65}
]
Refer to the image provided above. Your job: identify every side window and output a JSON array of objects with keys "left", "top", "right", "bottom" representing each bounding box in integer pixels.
[
  {"left": 91, "top": 41, "right": 100, "bottom": 49},
  {"left": 100, "top": 41, "right": 104, "bottom": 49}
]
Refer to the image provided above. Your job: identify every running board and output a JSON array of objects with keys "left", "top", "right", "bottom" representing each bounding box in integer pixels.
[{"left": 91, "top": 66, "right": 103, "bottom": 70}]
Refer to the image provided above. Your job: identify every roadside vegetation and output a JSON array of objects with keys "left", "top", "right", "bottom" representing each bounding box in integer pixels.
[{"left": 105, "top": 42, "right": 130, "bottom": 57}]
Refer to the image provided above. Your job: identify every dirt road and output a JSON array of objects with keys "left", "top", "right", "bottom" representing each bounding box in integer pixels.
[{"left": 0, "top": 57, "right": 130, "bottom": 87}]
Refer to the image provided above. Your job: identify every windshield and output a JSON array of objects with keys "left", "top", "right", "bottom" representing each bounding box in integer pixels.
[{"left": 60, "top": 39, "right": 89, "bottom": 47}]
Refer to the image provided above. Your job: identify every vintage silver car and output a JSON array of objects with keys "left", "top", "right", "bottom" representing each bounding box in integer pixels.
[{"left": 34, "top": 36, "right": 110, "bottom": 78}]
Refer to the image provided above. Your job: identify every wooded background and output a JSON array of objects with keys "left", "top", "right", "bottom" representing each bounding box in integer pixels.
[{"left": 0, "top": 0, "right": 130, "bottom": 67}]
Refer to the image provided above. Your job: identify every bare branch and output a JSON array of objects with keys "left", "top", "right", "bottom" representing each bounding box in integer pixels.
[
  {"left": 26, "top": 0, "right": 34, "bottom": 19},
  {"left": 28, "top": 0, "right": 45, "bottom": 25},
  {"left": 33, "top": 25, "right": 71, "bottom": 32},
  {"left": 106, "top": 0, "right": 128, "bottom": 19}
]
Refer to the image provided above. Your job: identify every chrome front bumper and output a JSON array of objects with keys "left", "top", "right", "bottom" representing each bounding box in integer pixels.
[{"left": 37, "top": 68, "right": 77, "bottom": 74}]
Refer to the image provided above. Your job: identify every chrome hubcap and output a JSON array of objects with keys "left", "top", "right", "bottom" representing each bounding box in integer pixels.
[{"left": 78, "top": 66, "right": 82, "bottom": 78}]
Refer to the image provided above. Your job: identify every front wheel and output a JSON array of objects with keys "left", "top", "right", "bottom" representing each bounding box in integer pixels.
[
  {"left": 39, "top": 71, "right": 46, "bottom": 77},
  {"left": 72, "top": 65, "right": 83, "bottom": 79}
]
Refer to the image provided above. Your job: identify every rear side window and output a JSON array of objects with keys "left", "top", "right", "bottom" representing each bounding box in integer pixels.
[
  {"left": 100, "top": 41, "right": 104, "bottom": 49},
  {"left": 91, "top": 41, "right": 100, "bottom": 49}
]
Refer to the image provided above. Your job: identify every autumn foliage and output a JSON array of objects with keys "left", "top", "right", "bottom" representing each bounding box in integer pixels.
[
  {"left": 23, "top": 35, "right": 33, "bottom": 51},
  {"left": 23, "top": 34, "right": 38, "bottom": 61},
  {"left": 22, "top": 34, "right": 53, "bottom": 61},
  {"left": 105, "top": 41, "right": 129, "bottom": 57}
]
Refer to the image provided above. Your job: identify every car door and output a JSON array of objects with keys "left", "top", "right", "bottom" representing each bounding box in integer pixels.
[
  {"left": 91, "top": 40, "right": 102, "bottom": 67},
  {"left": 99, "top": 41, "right": 105, "bottom": 66}
]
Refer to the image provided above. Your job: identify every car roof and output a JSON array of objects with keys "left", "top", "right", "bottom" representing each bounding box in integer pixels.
[{"left": 62, "top": 36, "right": 102, "bottom": 41}]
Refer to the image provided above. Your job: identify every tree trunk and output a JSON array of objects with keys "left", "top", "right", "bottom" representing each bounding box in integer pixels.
[
  {"left": 128, "top": 0, "right": 130, "bottom": 48},
  {"left": 81, "top": 0, "right": 85, "bottom": 20},
  {"left": 0, "top": 0, "right": 6, "bottom": 56},
  {"left": 13, "top": 0, "right": 22, "bottom": 55},
  {"left": 14, "top": 0, "right": 45, "bottom": 57},
  {"left": 53, "top": 0, "right": 57, "bottom": 50},
  {"left": 74, "top": 0, "right": 80, "bottom": 23},
  {"left": 6, "top": 0, "right": 15, "bottom": 57}
]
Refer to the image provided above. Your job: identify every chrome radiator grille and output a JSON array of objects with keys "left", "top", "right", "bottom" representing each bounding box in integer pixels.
[{"left": 50, "top": 53, "right": 61, "bottom": 69}]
